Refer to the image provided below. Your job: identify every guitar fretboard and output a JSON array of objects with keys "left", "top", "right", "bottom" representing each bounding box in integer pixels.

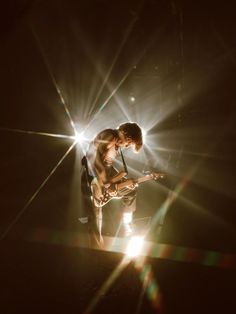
[{"left": 136, "top": 175, "right": 153, "bottom": 184}]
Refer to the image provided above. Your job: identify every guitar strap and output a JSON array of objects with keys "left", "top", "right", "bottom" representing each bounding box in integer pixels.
[{"left": 119, "top": 148, "right": 128, "bottom": 174}]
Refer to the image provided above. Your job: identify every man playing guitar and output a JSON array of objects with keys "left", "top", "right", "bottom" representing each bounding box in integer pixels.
[{"left": 81, "top": 122, "right": 143, "bottom": 248}]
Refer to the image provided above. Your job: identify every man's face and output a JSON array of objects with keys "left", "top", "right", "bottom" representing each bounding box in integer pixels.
[
  {"left": 118, "top": 131, "right": 134, "bottom": 149},
  {"left": 123, "top": 138, "right": 133, "bottom": 148}
]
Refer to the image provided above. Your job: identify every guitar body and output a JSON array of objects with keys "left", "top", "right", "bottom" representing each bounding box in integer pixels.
[{"left": 90, "top": 171, "right": 165, "bottom": 207}]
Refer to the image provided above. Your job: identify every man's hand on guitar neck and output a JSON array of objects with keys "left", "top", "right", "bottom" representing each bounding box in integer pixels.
[{"left": 109, "top": 171, "right": 127, "bottom": 183}]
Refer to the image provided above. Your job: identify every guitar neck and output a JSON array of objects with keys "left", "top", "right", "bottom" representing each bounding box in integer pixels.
[
  {"left": 117, "top": 175, "right": 153, "bottom": 191},
  {"left": 115, "top": 172, "right": 165, "bottom": 192},
  {"left": 135, "top": 175, "right": 153, "bottom": 184},
  {"left": 91, "top": 172, "right": 164, "bottom": 207}
]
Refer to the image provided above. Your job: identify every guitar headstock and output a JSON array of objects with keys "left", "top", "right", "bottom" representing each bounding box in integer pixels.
[
  {"left": 143, "top": 171, "right": 165, "bottom": 180},
  {"left": 152, "top": 172, "right": 165, "bottom": 180}
]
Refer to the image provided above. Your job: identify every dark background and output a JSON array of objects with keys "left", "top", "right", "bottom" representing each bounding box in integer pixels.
[{"left": 0, "top": 0, "right": 235, "bottom": 313}]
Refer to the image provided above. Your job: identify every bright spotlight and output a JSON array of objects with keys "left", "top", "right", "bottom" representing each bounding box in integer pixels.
[
  {"left": 126, "top": 236, "right": 144, "bottom": 258},
  {"left": 130, "top": 96, "right": 135, "bottom": 102},
  {"left": 74, "top": 131, "right": 85, "bottom": 144}
]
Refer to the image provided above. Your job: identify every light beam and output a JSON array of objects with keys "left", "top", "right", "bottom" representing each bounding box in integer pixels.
[
  {"left": 0, "top": 127, "right": 74, "bottom": 140},
  {"left": 0, "top": 141, "right": 77, "bottom": 240}
]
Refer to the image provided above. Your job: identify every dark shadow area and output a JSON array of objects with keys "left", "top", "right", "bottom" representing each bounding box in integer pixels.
[{"left": 0, "top": 0, "right": 235, "bottom": 313}]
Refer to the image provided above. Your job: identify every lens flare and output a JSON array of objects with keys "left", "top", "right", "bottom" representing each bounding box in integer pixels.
[
  {"left": 126, "top": 236, "right": 144, "bottom": 258},
  {"left": 130, "top": 96, "right": 136, "bottom": 102},
  {"left": 74, "top": 131, "right": 85, "bottom": 144},
  {"left": 141, "top": 128, "right": 147, "bottom": 145}
]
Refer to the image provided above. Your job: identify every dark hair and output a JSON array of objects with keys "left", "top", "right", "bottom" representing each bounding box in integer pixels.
[{"left": 118, "top": 122, "right": 143, "bottom": 151}]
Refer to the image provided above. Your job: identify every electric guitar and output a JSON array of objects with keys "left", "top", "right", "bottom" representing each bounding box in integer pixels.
[{"left": 90, "top": 171, "right": 165, "bottom": 207}]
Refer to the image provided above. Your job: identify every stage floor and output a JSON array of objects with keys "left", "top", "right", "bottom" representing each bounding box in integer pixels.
[{"left": 1, "top": 231, "right": 236, "bottom": 314}]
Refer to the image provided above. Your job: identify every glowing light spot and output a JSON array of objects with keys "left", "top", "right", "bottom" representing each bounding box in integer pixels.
[
  {"left": 126, "top": 236, "right": 144, "bottom": 258},
  {"left": 123, "top": 212, "right": 133, "bottom": 224},
  {"left": 130, "top": 96, "right": 136, "bottom": 102},
  {"left": 74, "top": 131, "right": 85, "bottom": 144}
]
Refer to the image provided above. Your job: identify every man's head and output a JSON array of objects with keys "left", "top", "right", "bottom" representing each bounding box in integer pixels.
[{"left": 118, "top": 122, "right": 143, "bottom": 151}]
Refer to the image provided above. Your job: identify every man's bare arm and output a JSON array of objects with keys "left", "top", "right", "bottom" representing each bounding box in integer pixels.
[{"left": 94, "top": 131, "right": 115, "bottom": 184}]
